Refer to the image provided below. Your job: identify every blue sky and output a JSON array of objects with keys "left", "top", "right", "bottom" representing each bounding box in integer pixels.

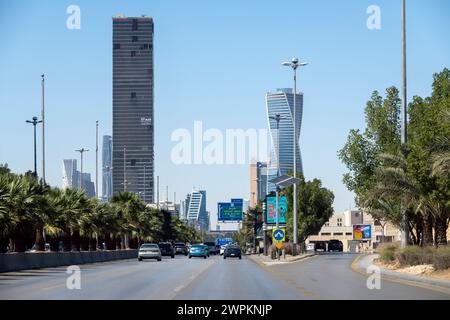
[{"left": 0, "top": 0, "right": 449, "bottom": 229}]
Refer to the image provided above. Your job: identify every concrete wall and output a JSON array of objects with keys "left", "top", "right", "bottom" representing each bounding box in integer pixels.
[{"left": 0, "top": 250, "right": 138, "bottom": 273}]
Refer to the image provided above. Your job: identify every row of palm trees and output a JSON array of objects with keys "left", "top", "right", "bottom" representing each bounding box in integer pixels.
[
  {"left": 0, "top": 166, "right": 201, "bottom": 253},
  {"left": 362, "top": 142, "right": 450, "bottom": 247}
]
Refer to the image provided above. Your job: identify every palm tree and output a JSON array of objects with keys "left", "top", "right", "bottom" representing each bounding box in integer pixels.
[
  {"left": 111, "top": 192, "right": 144, "bottom": 249},
  {"left": 363, "top": 152, "right": 448, "bottom": 246}
]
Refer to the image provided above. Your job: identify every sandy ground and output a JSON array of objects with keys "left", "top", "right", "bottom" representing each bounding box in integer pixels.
[{"left": 375, "top": 259, "right": 450, "bottom": 281}]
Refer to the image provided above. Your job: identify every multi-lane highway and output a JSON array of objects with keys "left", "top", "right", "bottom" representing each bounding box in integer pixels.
[{"left": 0, "top": 253, "right": 449, "bottom": 300}]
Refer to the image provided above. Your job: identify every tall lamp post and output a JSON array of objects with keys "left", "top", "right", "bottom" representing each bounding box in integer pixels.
[
  {"left": 75, "top": 148, "right": 89, "bottom": 191},
  {"left": 41, "top": 74, "right": 46, "bottom": 184},
  {"left": 400, "top": 0, "right": 409, "bottom": 248},
  {"left": 96, "top": 121, "right": 99, "bottom": 199},
  {"left": 26, "top": 116, "right": 42, "bottom": 176},
  {"left": 282, "top": 57, "right": 308, "bottom": 255}
]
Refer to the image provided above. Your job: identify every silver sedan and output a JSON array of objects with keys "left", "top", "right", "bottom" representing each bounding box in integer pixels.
[{"left": 138, "top": 243, "right": 162, "bottom": 261}]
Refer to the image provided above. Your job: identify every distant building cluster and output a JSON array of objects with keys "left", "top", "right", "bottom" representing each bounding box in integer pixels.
[{"left": 62, "top": 159, "right": 96, "bottom": 198}]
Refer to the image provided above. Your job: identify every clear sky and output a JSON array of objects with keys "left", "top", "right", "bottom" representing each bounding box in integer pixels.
[{"left": 1, "top": 0, "right": 449, "bottom": 230}]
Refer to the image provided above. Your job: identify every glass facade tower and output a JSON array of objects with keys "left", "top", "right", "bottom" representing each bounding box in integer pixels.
[{"left": 266, "top": 88, "right": 303, "bottom": 193}]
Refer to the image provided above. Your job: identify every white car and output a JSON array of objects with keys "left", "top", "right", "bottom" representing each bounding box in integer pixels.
[
  {"left": 138, "top": 243, "right": 162, "bottom": 261},
  {"left": 306, "top": 243, "right": 315, "bottom": 252},
  {"left": 219, "top": 245, "right": 229, "bottom": 255}
]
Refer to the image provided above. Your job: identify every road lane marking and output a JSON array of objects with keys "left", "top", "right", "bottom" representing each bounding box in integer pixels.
[{"left": 350, "top": 254, "right": 450, "bottom": 296}]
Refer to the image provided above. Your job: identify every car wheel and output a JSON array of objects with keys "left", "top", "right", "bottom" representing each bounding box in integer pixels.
[
  {"left": 224, "top": 256, "right": 226, "bottom": 259},
  {"left": 157, "top": 258, "right": 161, "bottom": 261},
  {"left": 171, "top": 255, "right": 175, "bottom": 258},
  {"left": 239, "top": 256, "right": 242, "bottom": 260},
  {"left": 189, "top": 255, "right": 192, "bottom": 259},
  {"left": 138, "top": 257, "right": 143, "bottom": 261},
  {"left": 204, "top": 255, "right": 207, "bottom": 259}
]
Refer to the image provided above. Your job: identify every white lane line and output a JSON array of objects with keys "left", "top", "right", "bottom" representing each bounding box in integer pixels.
[{"left": 174, "top": 285, "right": 185, "bottom": 292}]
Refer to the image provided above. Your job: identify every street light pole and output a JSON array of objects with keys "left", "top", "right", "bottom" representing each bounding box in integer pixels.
[
  {"left": 400, "top": 0, "right": 409, "bottom": 248},
  {"left": 96, "top": 121, "right": 99, "bottom": 199},
  {"left": 282, "top": 57, "right": 308, "bottom": 255},
  {"left": 26, "top": 117, "right": 42, "bottom": 176},
  {"left": 75, "top": 148, "right": 89, "bottom": 191},
  {"left": 41, "top": 74, "right": 46, "bottom": 184},
  {"left": 269, "top": 114, "right": 282, "bottom": 230}
]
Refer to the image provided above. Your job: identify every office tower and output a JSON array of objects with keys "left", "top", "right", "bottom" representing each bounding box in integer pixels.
[
  {"left": 266, "top": 88, "right": 303, "bottom": 192},
  {"left": 62, "top": 159, "right": 78, "bottom": 189},
  {"left": 249, "top": 161, "right": 268, "bottom": 207},
  {"left": 81, "top": 172, "right": 96, "bottom": 198},
  {"left": 102, "top": 135, "right": 113, "bottom": 201},
  {"left": 112, "top": 15, "right": 154, "bottom": 203},
  {"left": 185, "top": 190, "right": 208, "bottom": 232}
]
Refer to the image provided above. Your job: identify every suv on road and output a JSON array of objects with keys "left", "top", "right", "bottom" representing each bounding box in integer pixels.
[
  {"left": 314, "top": 241, "right": 327, "bottom": 252},
  {"left": 328, "top": 239, "right": 343, "bottom": 252},
  {"left": 203, "top": 242, "right": 219, "bottom": 255},
  {"left": 174, "top": 242, "right": 188, "bottom": 256},
  {"left": 158, "top": 242, "right": 175, "bottom": 258}
]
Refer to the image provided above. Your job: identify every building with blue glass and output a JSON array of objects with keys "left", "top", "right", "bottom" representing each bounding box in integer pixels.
[{"left": 266, "top": 88, "right": 303, "bottom": 193}]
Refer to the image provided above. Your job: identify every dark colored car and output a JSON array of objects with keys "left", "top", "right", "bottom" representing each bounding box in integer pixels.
[
  {"left": 328, "top": 239, "right": 343, "bottom": 252},
  {"left": 203, "top": 242, "right": 219, "bottom": 255},
  {"left": 223, "top": 245, "right": 242, "bottom": 259},
  {"left": 174, "top": 242, "right": 188, "bottom": 256},
  {"left": 314, "top": 241, "right": 327, "bottom": 252},
  {"left": 158, "top": 242, "right": 175, "bottom": 258}
]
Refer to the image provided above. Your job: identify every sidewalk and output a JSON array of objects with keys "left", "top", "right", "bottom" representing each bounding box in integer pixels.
[
  {"left": 247, "top": 252, "right": 315, "bottom": 266},
  {"left": 353, "top": 254, "right": 450, "bottom": 294}
]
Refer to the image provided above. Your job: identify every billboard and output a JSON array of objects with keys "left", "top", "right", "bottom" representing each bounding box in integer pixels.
[
  {"left": 265, "top": 196, "right": 287, "bottom": 225},
  {"left": 218, "top": 199, "right": 243, "bottom": 221},
  {"left": 353, "top": 224, "right": 372, "bottom": 240}
]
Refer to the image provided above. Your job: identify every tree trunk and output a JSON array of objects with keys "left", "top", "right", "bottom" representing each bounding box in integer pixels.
[
  {"left": 34, "top": 227, "right": 45, "bottom": 251},
  {"left": 71, "top": 230, "right": 81, "bottom": 251},
  {"left": 0, "top": 235, "right": 9, "bottom": 253},
  {"left": 422, "top": 214, "right": 434, "bottom": 246},
  {"left": 80, "top": 236, "right": 89, "bottom": 251},
  {"left": 89, "top": 238, "right": 97, "bottom": 251},
  {"left": 49, "top": 236, "right": 59, "bottom": 252},
  {"left": 434, "top": 216, "right": 448, "bottom": 247},
  {"left": 13, "top": 230, "right": 26, "bottom": 252},
  {"left": 63, "top": 231, "right": 72, "bottom": 251}
]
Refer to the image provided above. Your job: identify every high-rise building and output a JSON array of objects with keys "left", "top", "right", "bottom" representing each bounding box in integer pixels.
[
  {"left": 62, "top": 159, "right": 95, "bottom": 197},
  {"left": 249, "top": 161, "right": 268, "bottom": 207},
  {"left": 184, "top": 190, "right": 208, "bottom": 232},
  {"left": 81, "top": 172, "right": 96, "bottom": 198},
  {"left": 62, "top": 159, "right": 78, "bottom": 189},
  {"left": 102, "top": 135, "right": 113, "bottom": 201},
  {"left": 266, "top": 88, "right": 303, "bottom": 192},
  {"left": 112, "top": 15, "right": 154, "bottom": 203}
]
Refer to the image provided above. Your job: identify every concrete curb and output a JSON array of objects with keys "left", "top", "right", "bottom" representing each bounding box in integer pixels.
[
  {"left": 247, "top": 252, "right": 315, "bottom": 267},
  {"left": 351, "top": 254, "right": 450, "bottom": 296},
  {"left": 0, "top": 250, "right": 138, "bottom": 273}
]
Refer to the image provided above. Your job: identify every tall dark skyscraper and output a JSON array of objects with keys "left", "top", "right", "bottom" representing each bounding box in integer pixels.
[{"left": 112, "top": 15, "right": 154, "bottom": 203}]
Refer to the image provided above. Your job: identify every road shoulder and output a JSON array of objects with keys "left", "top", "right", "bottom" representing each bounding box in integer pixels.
[{"left": 352, "top": 254, "right": 450, "bottom": 296}]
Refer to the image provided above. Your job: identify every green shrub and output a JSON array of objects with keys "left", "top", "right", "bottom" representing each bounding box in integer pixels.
[
  {"left": 433, "top": 246, "right": 450, "bottom": 270},
  {"left": 379, "top": 245, "right": 398, "bottom": 263},
  {"left": 396, "top": 246, "right": 434, "bottom": 266}
]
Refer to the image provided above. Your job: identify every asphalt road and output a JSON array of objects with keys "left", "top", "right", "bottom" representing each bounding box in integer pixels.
[{"left": 0, "top": 253, "right": 449, "bottom": 299}]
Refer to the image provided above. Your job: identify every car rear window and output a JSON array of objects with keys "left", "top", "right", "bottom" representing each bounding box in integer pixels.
[{"left": 141, "top": 244, "right": 158, "bottom": 249}]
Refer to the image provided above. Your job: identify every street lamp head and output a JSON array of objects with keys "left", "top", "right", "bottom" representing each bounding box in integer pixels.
[
  {"left": 292, "top": 57, "right": 299, "bottom": 64},
  {"left": 32, "top": 116, "right": 38, "bottom": 121}
]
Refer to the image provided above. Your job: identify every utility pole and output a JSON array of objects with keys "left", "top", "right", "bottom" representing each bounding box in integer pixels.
[
  {"left": 26, "top": 116, "right": 42, "bottom": 176},
  {"left": 96, "top": 121, "right": 99, "bottom": 199},
  {"left": 156, "top": 175, "right": 160, "bottom": 209},
  {"left": 75, "top": 148, "right": 89, "bottom": 191},
  {"left": 41, "top": 74, "right": 46, "bottom": 184},
  {"left": 122, "top": 146, "right": 130, "bottom": 191},
  {"left": 400, "top": 0, "right": 409, "bottom": 248}
]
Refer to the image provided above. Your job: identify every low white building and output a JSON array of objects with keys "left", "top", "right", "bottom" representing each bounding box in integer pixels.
[{"left": 307, "top": 210, "right": 401, "bottom": 252}]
